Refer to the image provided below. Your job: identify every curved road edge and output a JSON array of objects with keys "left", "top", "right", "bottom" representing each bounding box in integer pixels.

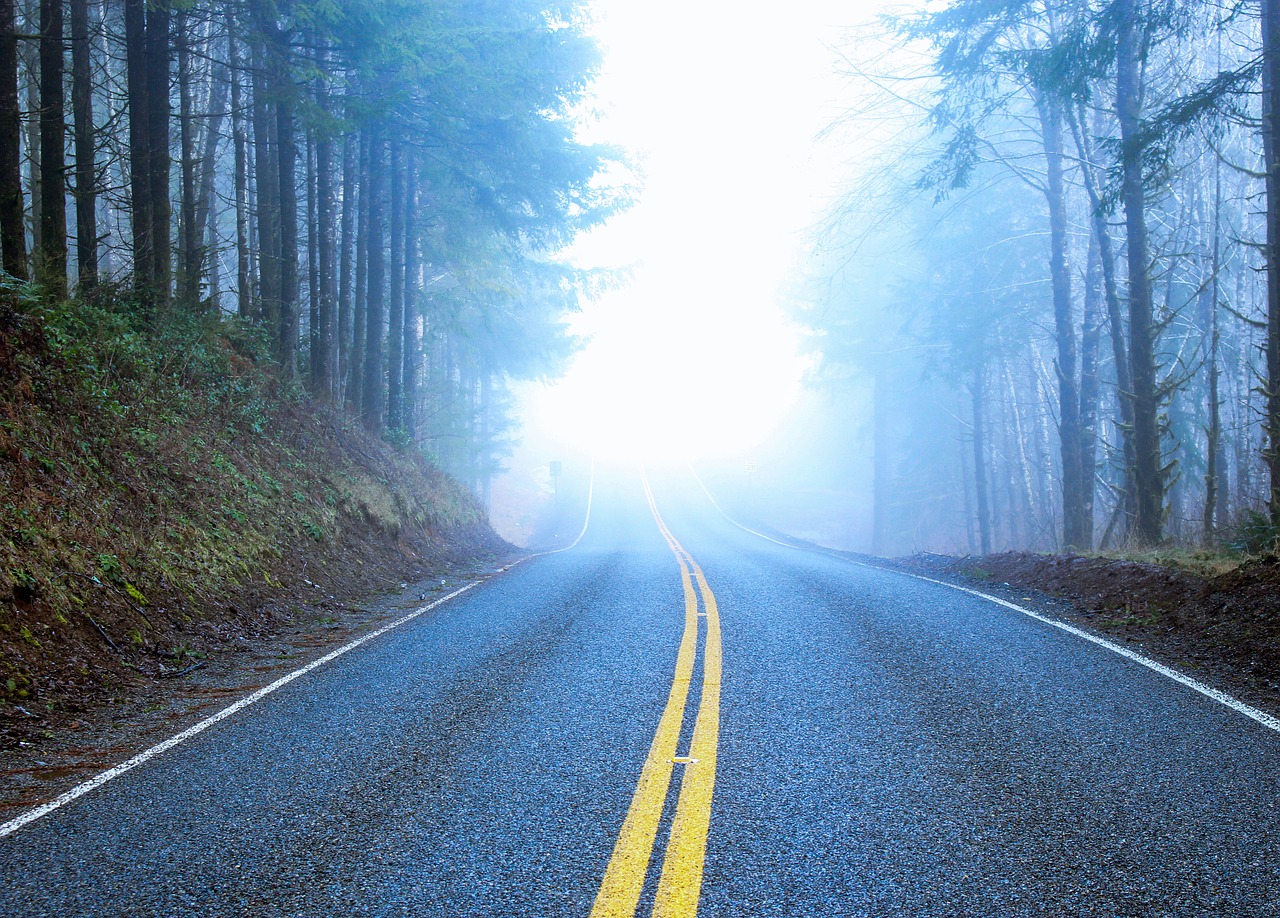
[{"left": 689, "top": 466, "right": 1280, "bottom": 736}]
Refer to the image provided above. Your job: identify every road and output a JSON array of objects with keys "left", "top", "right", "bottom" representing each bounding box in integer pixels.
[{"left": 3, "top": 463, "right": 1280, "bottom": 916}]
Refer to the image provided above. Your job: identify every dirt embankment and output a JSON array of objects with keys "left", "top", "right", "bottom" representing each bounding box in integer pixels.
[
  {"left": 0, "top": 289, "right": 513, "bottom": 754},
  {"left": 930, "top": 552, "right": 1280, "bottom": 716}
]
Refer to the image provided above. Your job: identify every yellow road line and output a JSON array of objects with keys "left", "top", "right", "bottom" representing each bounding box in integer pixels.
[{"left": 590, "top": 472, "right": 722, "bottom": 918}]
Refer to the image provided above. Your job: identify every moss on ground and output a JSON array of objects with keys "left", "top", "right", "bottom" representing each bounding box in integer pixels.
[{"left": 0, "top": 279, "right": 503, "bottom": 744}]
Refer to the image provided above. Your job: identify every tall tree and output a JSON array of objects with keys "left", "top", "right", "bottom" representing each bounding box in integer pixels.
[
  {"left": 38, "top": 0, "right": 67, "bottom": 298},
  {"left": 69, "top": 0, "right": 95, "bottom": 287},
  {"left": 0, "top": 0, "right": 26, "bottom": 279}
]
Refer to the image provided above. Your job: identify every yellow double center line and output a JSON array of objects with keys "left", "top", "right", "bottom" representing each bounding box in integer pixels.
[{"left": 590, "top": 472, "right": 722, "bottom": 918}]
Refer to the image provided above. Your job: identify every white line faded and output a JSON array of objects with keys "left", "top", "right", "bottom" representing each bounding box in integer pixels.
[{"left": 690, "top": 466, "right": 1280, "bottom": 736}]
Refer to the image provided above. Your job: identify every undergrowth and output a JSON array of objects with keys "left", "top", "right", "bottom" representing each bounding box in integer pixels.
[{"left": 0, "top": 278, "right": 495, "bottom": 730}]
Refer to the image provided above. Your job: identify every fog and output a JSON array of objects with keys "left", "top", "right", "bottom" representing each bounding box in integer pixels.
[{"left": 494, "top": 0, "right": 1280, "bottom": 558}]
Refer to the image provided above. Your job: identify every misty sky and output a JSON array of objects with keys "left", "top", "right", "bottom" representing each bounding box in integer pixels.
[{"left": 530, "top": 0, "right": 890, "bottom": 463}]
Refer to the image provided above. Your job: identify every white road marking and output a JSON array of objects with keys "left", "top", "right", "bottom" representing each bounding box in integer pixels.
[
  {"left": 1, "top": 464, "right": 602, "bottom": 840},
  {"left": 0, "top": 581, "right": 490, "bottom": 840},
  {"left": 690, "top": 467, "right": 1280, "bottom": 736}
]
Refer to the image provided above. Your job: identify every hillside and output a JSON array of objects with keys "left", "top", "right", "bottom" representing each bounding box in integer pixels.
[{"left": 0, "top": 281, "right": 509, "bottom": 751}]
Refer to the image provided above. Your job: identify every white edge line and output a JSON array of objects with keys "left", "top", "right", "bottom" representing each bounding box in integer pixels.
[
  {"left": 689, "top": 466, "right": 1280, "bottom": 736},
  {"left": 1, "top": 462, "right": 600, "bottom": 841},
  {"left": 0, "top": 579, "right": 494, "bottom": 840}
]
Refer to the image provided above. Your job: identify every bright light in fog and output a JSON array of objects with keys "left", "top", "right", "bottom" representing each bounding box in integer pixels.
[{"left": 529, "top": 0, "right": 851, "bottom": 462}]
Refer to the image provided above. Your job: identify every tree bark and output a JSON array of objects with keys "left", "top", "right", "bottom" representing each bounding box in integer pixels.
[
  {"left": 337, "top": 127, "right": 355, "bottom": 402},
  {"left": 176, "top": 11, "right": 199, "bottom": 304},
  {"left": 361, "top": 125, "right": 386, "bottom": 433},
  {"left": 402, "top": 154, "right": 418, "bottom": 437},
  {"left": 250, "top": 51, "right": 279, "bottom": 332},
  {"left": 1116, "top": 0, "right": 1163, "bottom": 546},
  {"left": 38, "top": 0, "right": 67, "bottom": 298},
  {"left": 275, "top": 90, "right": 299, "bottom": 380},
  {"left": 70, "top": 0, "right": 95, "bottom": 288},
  {"left": 1264, "top": 0, "right": 1280, "bottom": 529},
  {"left": 227, "top": 14, "right": 250, "bottom": 317},
  {"left": 1036, "top": 92, "right": 1084, "bottom": 550},
  {"left": 316, "top": 125, "right": 337, "bottom": 402},
  {"left": 387, "top": 141, "right": 404, "bottom": 432},
  {"left": 145, "top": 0, "right": 171, "bottom": 304},
  {"left": 0, "top": 0, "right": 27, "bottom": 278},
  {"left": 123, "top": 0, "right": 151, "bottom": 291},
  {"left": 972, "top": 364, "right": 992, "bottom": 555}
]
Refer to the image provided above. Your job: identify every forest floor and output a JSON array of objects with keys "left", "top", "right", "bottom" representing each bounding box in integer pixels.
[
  {"left": 894, "top": 551, "right": 1280, "bottom": 720},
  {"left": 0, "top": 283, "right": 518, "bottom": 813}
]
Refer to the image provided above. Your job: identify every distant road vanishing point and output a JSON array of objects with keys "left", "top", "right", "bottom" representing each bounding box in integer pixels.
[{"left": 3, "top": 463, "right": 1280, "bottom": 916}]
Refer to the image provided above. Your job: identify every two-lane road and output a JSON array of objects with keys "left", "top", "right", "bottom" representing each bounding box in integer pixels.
[{"left": 3, "top": 464, "right": 1279, "bottom": 916}]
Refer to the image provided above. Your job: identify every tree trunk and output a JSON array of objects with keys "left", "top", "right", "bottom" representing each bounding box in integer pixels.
[
  {"left": 145, "top": 0, "right": 171, "bottom": 304},
  {"left": 124, "top": 0, "right": 151, "bottom": 290},
  {"left": 386, "top": 141, "right": 404, "bottom": 432},
  {"left": 1070, "top": 103, "right": 1136, "bottom": 539},
  {"left": 227, "top": 14, "right": 250, "bottom": 318},
  {"left": 1036, "top": 92, "right": 1084, "bottom": 550},
  {"left": 38, "top": 0, "right": 67, "bottom": 298},
  {"left": 316, "top": 127, "right": 337, "bottom": 402},
  {"left": 350, "top": 125, "right": 369, "bottom": 414},
  {"left": 361, "top": 125, "right": 386, "bottom": 433},
  {"left": 971, "top": 364, "right": 992, "bottom": 555},
  {"left": 1116, "top": 1, "right": 1163, "bottom": 546},
  {"left": 306, "top": 130, "right": 318, "bottom": 388},
  {"left": 250, "top": 53, "right": 279, "bottom": 332},
  {"left": 1079, "top": 231, "right": 1103, "bottom": 551},
  {"left": 1264, "top": 0, "right": 1280, "bottom": 528},
  {"left": 0, "top": 0, "right": 27, "bottom": 278},
  {"left": 176, "top": 11, "right": 199, "bottom": 304},
  {"left": 275, "top": 90, "right": 299, "bottom": 380},
  {"left": 195, "top": 59, "right": 228, "bottom": 308},
  {"left": 337, "top": 128, "right": 355, "bottom": 402},
  {"left": 70, "top": 0, "right": 95, "bottom": 288},
  {"left": 402, "top": 154, "right": 418, "bottom": 437}
]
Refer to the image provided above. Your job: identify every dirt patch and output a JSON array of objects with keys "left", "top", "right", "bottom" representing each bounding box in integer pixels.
[{"left": 896, "top": 551, "right": 1280, "bottom": 719}]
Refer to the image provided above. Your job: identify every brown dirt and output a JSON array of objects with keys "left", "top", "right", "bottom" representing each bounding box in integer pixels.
[{"left": 899, "top": 551, "right": 1280, "bottom": 719}]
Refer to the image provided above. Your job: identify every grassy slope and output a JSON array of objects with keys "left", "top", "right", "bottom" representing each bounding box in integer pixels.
[{"left": 0, "top": 281, "right": 505, "bottom": 746}]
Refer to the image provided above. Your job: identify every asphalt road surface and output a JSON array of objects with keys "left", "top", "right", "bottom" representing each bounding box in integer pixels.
[{"left": 2, "top": 464, "right": 1280, "bottom": 916}]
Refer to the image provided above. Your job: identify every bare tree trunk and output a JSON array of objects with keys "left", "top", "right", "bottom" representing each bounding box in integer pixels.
[
  {"left": 316, "top": 124, "right": 337, "bottom": 402},
  {"left": 70, "top": 0, "right": 95, "bottom": 288},
  {"left": 349, "top": 126, "right": 369, "bottom": 414},
  {"left": 275, "top": 89, "right": 299, "bottom": 380},
  {"left": 195, "top": 60, "right": 228, "bottom": 307},
  {"left": 250, "top": 51, "right": 279, "bottom": 332},
  {"left": 402, "top": 154, "right": 418, "bottom": 436},
  {"left": 1037, "top": 92, "right": 1084, "bottom": 550},
  {"left": 227, "top": 14, "right": 250, "bottom": 317},
  {"left": 176, "top": 10, "right": 199, "bottom": 304},
  {"left": 337, "top": 128, "right": 355, "bottom": 402},
  {"left": 971, "top": 363, "right": 992, "bottom": 555},
  {"left": 1264, "top": 0, "right": 1280, "bottom": 529},
  {"left": 386, "top": 141, "right": 404, "bottom": 432},
  {"left": 0, "top": 0, "right": 27, "bottom": 278},
  {"left": 1079, "top": 231, "right": 1103, "bottom": 550},
  {"left": 145, "top": 0, "right": 170, "bottom": 304},
  {"left": 305, "top": 130, "right": 318, "bottom": 387},
  {"left": 38, "top": 0, "right": 67, "bottom": 298},
  {"left": 361, "top": 124, "right": 386, "bottom": 433},
  {"left": 1070, "top": 104, "right": 1136, "bottom": 539},
  {"left": 1116, "top": 1, "right": 1163, "bottom": 546}
]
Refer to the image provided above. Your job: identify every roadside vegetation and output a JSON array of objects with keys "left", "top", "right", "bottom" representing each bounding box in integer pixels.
[{"left": 0, "top": 276, "right": 503, "bottom": 747}]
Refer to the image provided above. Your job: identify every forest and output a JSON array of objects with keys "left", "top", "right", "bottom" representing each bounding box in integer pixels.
[
  {"left": 800, "top": 0, "right": 1280, "bottom": 556},
  {"left": 0, "top": 0, "right": 616, "bottom": 497}
]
